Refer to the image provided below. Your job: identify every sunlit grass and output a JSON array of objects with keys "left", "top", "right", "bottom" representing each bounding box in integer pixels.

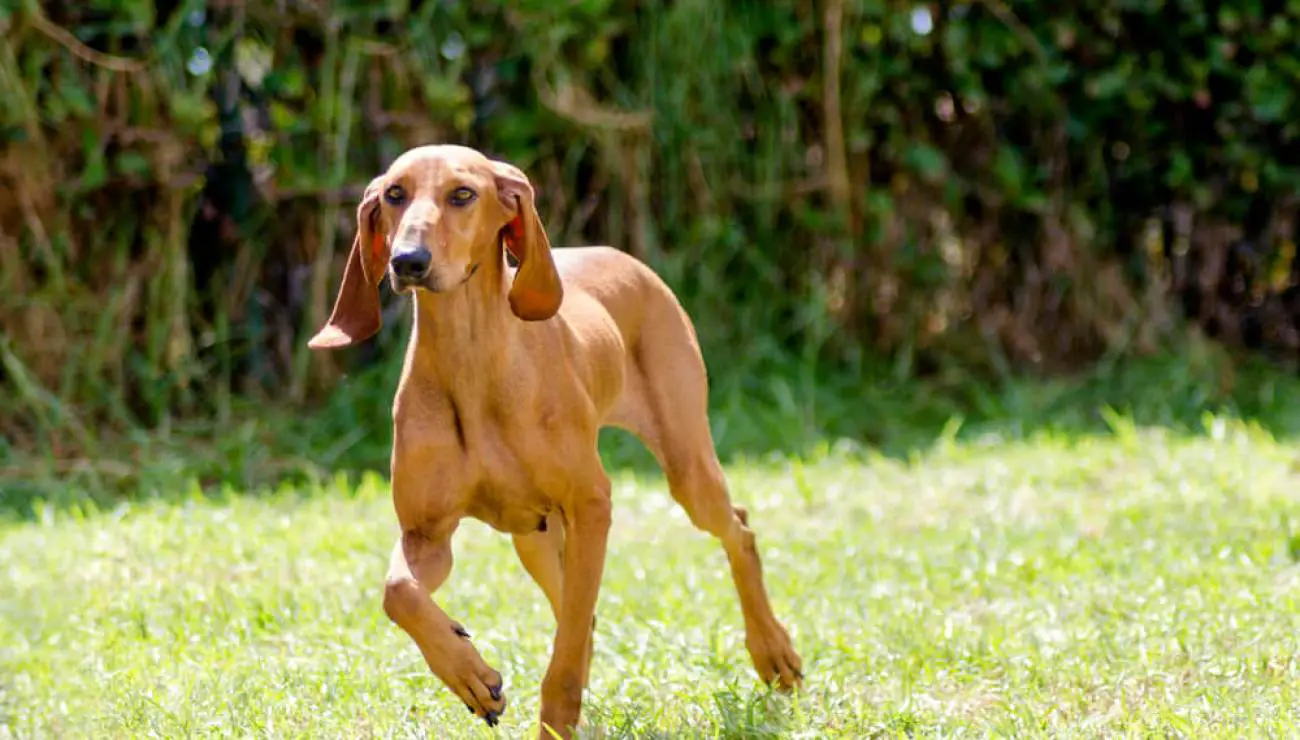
[{"left": 4, "top": 417, "right": 1300, "bottom": 737}]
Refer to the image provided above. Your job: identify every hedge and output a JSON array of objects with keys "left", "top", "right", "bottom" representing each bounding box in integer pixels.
[{"left": 1, "top": 0, "right": 1297, "bottom": 449}]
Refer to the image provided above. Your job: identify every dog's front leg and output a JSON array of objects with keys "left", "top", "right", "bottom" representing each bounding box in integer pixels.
[
  {"left": 383, "top": 529, "right": 508, "bottom": 726},
  {"left": 538, "top": 478, "right": 612, "bottom": 739}
]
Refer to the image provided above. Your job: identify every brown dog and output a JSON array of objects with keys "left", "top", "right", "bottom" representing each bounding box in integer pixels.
[{"left": 308, "top": 145, "right": 801, "bottom": 738}]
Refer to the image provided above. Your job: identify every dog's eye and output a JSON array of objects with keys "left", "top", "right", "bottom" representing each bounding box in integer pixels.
[
  {"left": 449, "top": 187, "right": 477, "bottom": 206},
  {"left": 383, "top": 185, "right": 406, "bottom": 206}
]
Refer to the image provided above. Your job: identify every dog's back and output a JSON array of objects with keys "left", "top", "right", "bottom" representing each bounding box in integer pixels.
[{"left": 550, "top": 246, "right": 697, "bottom": 352}]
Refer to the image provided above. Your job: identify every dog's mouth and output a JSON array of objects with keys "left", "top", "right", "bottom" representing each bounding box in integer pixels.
[
  {"left": 391, "top": 263, "right": 480, "bottom": 294},
  {"left": 389, "top": 273, "right": 422, "bottom": 294}
]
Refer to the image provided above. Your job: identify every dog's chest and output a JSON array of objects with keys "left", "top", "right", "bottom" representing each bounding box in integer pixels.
[
  {"left": 458, "top": 425, "right": 561, "bottom": 535},
  {"left": 464, "top": 478, "right": 552, "bottom": 535},
  {"left": 395, "top": 384, "right": 580, "bottom": 535}
]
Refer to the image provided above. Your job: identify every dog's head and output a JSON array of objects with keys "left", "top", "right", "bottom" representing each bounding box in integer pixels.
[{"left": 307, "top": 145, "right": 562, "bottom": 350}]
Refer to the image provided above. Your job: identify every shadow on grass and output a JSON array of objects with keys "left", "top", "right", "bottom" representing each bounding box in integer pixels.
[{"left": 3, "top": 334, "right": 1298, "bottom": 522}]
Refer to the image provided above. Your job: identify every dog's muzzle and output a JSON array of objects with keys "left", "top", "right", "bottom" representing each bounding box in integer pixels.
[{"left": 389, "top": 251, "right": 480, "bottom": 294}]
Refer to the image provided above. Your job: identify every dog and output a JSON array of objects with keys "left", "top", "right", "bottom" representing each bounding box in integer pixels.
[{"left": 307, "top": 145, "right": 802, "bottom": 738}]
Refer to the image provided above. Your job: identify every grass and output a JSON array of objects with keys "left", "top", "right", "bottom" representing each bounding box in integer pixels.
[{"left": 4, "top": 410, "right": 1300, "bottom": 737}]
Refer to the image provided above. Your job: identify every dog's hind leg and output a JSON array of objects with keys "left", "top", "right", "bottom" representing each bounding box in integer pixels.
[{"left": 613, "top": 303, "right": 803, "bottom": 690}]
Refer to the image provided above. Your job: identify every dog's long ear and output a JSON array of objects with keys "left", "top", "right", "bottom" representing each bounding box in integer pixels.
[
  {"left": 308, "top": 178, "right": 387, "bottom": 349},
  {"left": 492, "top": 162, "right": 563, "bottom": 321}
]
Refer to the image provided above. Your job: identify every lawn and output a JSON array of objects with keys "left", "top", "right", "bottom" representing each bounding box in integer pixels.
[{"left": 3, "top": 419, "right": 1300, "bottom": 737}]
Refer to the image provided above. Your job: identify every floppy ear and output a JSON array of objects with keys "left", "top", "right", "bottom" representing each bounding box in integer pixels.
[
  {"left": 493, "top": 162, "right": 563, "bottom": 321},
  {"left": 307, "top": 178, "right": 387, "bottom": 350}
]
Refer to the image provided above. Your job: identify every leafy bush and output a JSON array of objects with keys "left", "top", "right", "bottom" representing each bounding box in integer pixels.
[{"left": 1, "top": 0, "right": 1297, "bottom": 451}]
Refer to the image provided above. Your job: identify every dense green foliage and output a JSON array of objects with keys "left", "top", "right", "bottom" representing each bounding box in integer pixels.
[{"left": 1, "top": 1, "right": 1298, "bottom": 452}]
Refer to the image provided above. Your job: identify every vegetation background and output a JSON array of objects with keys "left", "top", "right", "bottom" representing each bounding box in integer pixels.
[{"left": 2, "top": 0, "right": 1300, "bottom": 500}]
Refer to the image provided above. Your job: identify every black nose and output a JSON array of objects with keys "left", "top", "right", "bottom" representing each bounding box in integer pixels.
[{"left": 390, "top": 248, "right": 431, "bottom": 281}]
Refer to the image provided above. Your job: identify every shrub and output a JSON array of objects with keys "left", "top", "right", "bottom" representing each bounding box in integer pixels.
[{"left": 1, "top": 1, "right": 1297, "bottom": 450}]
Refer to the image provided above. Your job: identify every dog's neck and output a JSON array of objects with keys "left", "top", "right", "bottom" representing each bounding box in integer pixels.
[{"left": 406, "top": 244, "right": 516, "bottom": 387}]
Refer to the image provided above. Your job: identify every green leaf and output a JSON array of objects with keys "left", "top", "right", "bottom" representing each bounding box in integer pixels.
[
  {"left": 115, "top": 151, "right": 151, "bottom": 179},
  {"left": 904, "top": 142, "right": 947, "bottom": 181},
  {"left": 992, "top": 145, "right": 1025, "bottom": 198}
]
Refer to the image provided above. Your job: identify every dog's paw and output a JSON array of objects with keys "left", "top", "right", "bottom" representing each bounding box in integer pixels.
[
  {"left": 464, "top": 681, "right": 505, "bottom": 727},
  {"left": 747, "top": 620, "right": 803, "bottom": 691},
  {"left": 454, "top": 666, "right": 505, "bottom": 726},
  {"left": 436, "top": 634, "right": 508, "bottom": 726}
]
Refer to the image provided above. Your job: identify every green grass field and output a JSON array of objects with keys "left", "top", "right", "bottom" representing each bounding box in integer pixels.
[{"left": 4, "top": 414, "right": 1300, "bottom": 738}]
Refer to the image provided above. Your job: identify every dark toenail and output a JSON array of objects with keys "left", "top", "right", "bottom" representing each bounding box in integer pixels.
[
  {"left": 484, "top": 710, "right": 499, "bottom": 727},
  {"left": 466, "top": 703, "right": 475, "bottom": 714},
  {"left": 452, "top": 624, "right": 471, "bottom": 638},
  {"left": 490, "top": 683, "right": 503, "bottom": 701},
  {"left": 794, "top": 669, "right": 804, "bottom": 680}
]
